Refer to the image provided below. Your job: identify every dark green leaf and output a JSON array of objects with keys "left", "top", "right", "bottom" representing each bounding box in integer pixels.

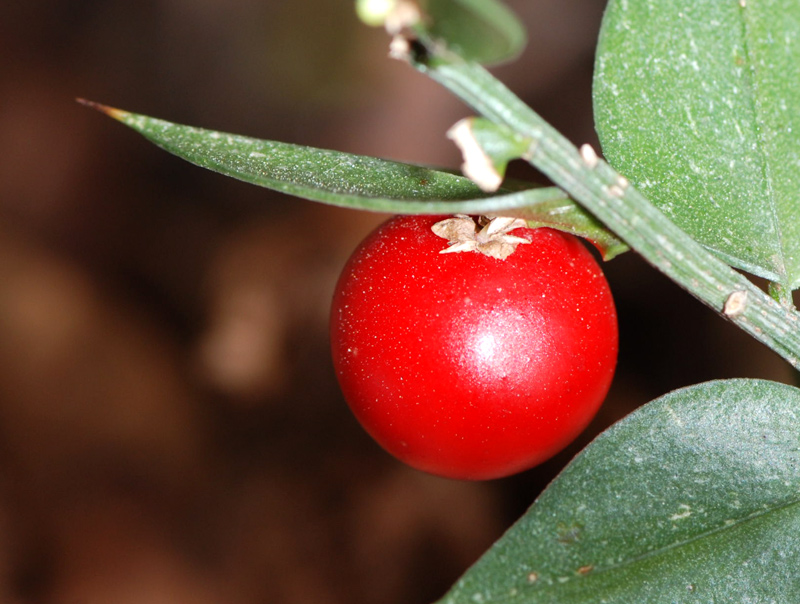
[
  {"left": 437, "top": 379, "right": 800, "bottom": 603},
  {"left": 85, "top": 102, "right": 625, "bottom": 258},
  {"left": 421, "top": 0, "right": 526, "bottom": 65},
  {"left": 594, "top": 0, "right": 800, "bottom": 289}
]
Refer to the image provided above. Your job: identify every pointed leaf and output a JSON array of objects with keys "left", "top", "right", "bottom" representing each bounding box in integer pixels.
[
  {"left": 594, "top": 0, "right": 800, "bottom": 288},
  {"left": 437, "top": 379, "right": 800, "bottom": 603},
  {"left": 84, "top": 102, "right": 624, "bottom": 257}
]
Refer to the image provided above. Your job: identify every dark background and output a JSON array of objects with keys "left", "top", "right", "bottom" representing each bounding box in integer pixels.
[{"left": 0, "top": 1, "right": 792, "bottom": 603}]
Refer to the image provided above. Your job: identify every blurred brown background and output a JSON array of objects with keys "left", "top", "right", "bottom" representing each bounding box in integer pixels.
[{"left": 0, "top": 1, "right": 793, "bottom": 603}]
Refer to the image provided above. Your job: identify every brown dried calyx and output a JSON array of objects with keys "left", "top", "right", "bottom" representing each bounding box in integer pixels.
[{"left": 432, "top": 215, "right": 530, "bottom": 260}]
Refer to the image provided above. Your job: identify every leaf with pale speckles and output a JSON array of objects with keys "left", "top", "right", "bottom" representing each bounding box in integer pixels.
[
  {"left": 594, "top": 0, "right": 800, "bottom": 288},
  {"left": 436, "top": 379, "right": 800, "bottom": 604},
  {"left": 82, "top": 101, "right": 627, "bottom": 259}
]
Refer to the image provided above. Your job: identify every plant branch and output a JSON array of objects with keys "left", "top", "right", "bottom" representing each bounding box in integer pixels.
[{"left": 408, "top": 49, "right": 800, "bottom": 367}]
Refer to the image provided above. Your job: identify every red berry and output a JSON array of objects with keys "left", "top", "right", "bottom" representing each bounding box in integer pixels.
[{"left": 330, "top": 215, "right": 618, "bottom": 480}]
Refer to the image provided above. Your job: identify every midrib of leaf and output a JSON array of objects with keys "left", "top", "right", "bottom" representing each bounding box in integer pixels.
[
  {"left": 739, "top": 3, "right": 789, "bottom": 290},
  {"left": 550, "top": 495, "right": 800, "bottom": 589},
  {"left": 457, "top": 495, "right": 800, "bottom": 604}
]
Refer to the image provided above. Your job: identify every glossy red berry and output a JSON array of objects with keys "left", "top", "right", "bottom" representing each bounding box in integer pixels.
[{"left": 330, "top": 214, "right": 618, "bottom": 480}]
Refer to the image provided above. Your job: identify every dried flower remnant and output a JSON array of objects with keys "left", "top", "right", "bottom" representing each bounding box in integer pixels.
[{"left": 432, "top": 215, "right": 530, "bottom": 260}]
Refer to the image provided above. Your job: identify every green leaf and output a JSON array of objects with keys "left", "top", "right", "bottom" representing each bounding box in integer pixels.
[
  {"left": 83, "top": 101, "right": 625, "bottom": 258},
  {"left": 437, "top": 379, "right": 800, "bottom": 603},
  {"left": 594, "top": 0, "right": 800, "bottom": 289},
  {"left": 354, "top": 0, "right": 526, "bottom": 65},
  {"left": 506, "top": 197, "right": 628, "bottom": 260},
  {"left": 421, "top": 0, "right": 527, "bottom": 65}
]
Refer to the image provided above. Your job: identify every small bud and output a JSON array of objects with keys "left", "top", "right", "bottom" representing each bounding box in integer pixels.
[{"left": 355, "top": 0, "right": 398, "bottom": 27}]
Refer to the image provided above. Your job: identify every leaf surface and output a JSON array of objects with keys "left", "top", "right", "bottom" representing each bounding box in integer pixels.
[
  {"left": 87, "top": 103, "right": 626, "bottom": 258},
  {"left": 423, "top": 0, "right": 527, "bottom": 65},
  {"left": 594, "top": 0, "right": 800, "bottom": 287},
  {"left": 437, "top": 379, "right": 800, "bottom": 603}
]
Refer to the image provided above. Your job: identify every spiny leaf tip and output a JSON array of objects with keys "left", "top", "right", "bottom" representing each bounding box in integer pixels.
[{"left": 75, "top": 98, "right": 129, "bottom": 121}]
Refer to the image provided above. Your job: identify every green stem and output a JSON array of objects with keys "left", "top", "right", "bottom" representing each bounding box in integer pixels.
[{"left": 411, "top": 52, "right": 800, "bottom": 367}]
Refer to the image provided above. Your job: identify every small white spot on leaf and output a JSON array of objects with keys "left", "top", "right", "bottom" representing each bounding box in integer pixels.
[{"left": 670, "top": 504, "right": 692, "bottom": 521}]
